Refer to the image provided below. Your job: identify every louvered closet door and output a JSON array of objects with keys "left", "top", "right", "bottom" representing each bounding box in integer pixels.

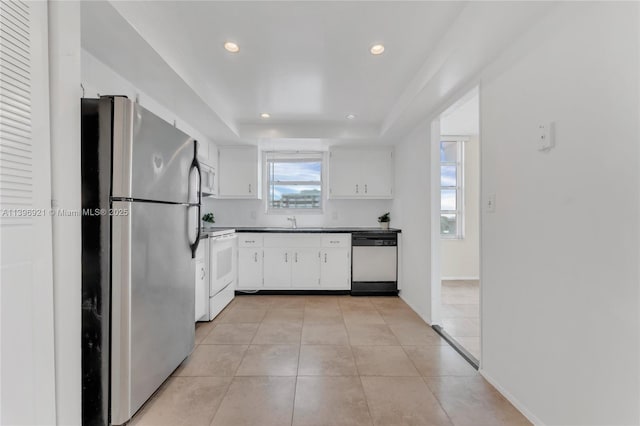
[{"left": 0, "top": 1, "right": 56, "bottom": 424}]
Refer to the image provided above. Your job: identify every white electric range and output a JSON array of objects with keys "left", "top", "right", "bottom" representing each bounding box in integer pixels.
[{"left": 196, "top": 228, "right": 237, "bottom": 321}]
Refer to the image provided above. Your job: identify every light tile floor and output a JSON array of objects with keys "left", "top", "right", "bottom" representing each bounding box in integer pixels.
[
  {"left": 131, "top": 294, "right": 529, "bottom": 426},
  {"left": 442, "top": 280, "right": 481, "bottom": 360}
]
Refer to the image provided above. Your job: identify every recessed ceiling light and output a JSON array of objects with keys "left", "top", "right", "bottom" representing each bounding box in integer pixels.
[
  {"left": 370, "top": 44, "right": 385, "bottom": 55},
  {"left": 260, "top": 113, "right": 270, "bottom": 119},
  {"left": 346, "top": 114, "right": 356, "bottom": 120},
  {"left": 224, "top": 41, "right": 240, "bottom": 53}
]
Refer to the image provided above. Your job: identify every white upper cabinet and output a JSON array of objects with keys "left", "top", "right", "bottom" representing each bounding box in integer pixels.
[
  {"left": 328, "top": 149, "right": 361, "bottom": 197},
  {"left": 218, "top": 146, "right": 261, "bottom": 199},
  {"left": 328, "top": 148, "right": 394, "bottom": 199},
  {"left": 360, "top": 149, "right": 393, "bottom": 197},
  {"left": 196, "top": 140, "right": 208, "bottom": 164},
  {"left": 197, "top": 139, "right": 217, "bottom": 167}
]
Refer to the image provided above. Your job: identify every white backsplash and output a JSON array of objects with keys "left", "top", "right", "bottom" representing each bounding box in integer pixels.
[{"left": 203, "top": 198, "right": 394, "bottom": 228}]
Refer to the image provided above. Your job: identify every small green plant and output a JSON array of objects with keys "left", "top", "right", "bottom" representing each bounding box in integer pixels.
[
  {"left": 378, "top": 212, "right": 390, "bottom": 223},
  {"left": 202, "top": 212, "right": 215, "bottom": 223}
]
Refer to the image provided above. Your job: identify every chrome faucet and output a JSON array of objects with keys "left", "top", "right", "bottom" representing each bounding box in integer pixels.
[{"left": 287, "top": 216, "right": 297, "bottom": 229}]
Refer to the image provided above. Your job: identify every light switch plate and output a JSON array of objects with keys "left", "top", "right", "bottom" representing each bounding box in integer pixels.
[
  {"left": 486, "top": 194, "right": 496, "bottom": 213},
  {"left": 537, "top": 122, "right": 555, "bottom": 151}
]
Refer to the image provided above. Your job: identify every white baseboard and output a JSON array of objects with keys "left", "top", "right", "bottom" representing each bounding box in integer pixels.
[
  {"left": 441, "top": 276, "right": 480, "bottom": 281},
  {"left": 479, "top": 369, "right": 544, "bottom": 426},
  {"left": 399, "top": 293, "right": 432, "bottom": 325}
]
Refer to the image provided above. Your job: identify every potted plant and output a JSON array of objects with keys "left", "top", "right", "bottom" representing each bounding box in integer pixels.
[
  {"left": 378, "top": 212, "right": 390, "bottom": 230},
  {"left": 202, "top": 212, "right": 215, "bottom": 227}
]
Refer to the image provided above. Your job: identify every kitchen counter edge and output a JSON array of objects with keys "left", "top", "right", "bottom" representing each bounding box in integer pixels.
[{"left": 203, "top": 227, "right": 401, "bottom": 234}]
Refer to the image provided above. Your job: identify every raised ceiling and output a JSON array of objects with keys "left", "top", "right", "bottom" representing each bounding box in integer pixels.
[{"left": 81, "top": 1, "right": 553, "bottom": 144}]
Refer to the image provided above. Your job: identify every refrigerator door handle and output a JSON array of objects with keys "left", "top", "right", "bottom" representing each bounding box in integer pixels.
[{"left": 189, "top": 141, "right": 202, "bottom": 258}]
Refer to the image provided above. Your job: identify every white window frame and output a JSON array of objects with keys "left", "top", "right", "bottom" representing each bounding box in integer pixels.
[
  {"left": 440, "top": 137, "right": 466, "bottom": 239},
  {"left": 263, "top": 152, "right": 324, "bottom": 214}
]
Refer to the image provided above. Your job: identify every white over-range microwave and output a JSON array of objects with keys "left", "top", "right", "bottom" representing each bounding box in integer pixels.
[{"left": 200, "top": 163, "right": 217, "bottom": 196}]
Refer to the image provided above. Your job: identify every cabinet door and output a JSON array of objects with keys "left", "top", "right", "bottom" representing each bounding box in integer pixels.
[
  {"left": 291, "top": 249, "right": 321, "bottom": 288},
  {"left": 360, "top": 150, "right": 393, "bottom": 198},
  {"left": 218, "top": 147, "right": 259, "bottom": 198},
  {"left": 196, "top": 139, "right": 209, "bottom": 164},
  {"left": 328, "top": 150, "right": 361, "bottom": 197},
  {"left": 237, "top": 248, "right": 263, "bottom": 289},
  {"left": 320, "top": 248, "right": 351, "bottom": 289},
  {"left": 195, "top": 259, "right": 207, "bottom": 321},
  {"left": 207, "top": 141, "right": 218, "bottom": 168},
  {"left": 263, "top": 248, "right": 291, "bottom": 288}
]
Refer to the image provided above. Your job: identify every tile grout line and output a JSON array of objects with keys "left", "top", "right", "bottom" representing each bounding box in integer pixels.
[
  {"left": 375, "top": 292, "right": 455, "bottom": 421},
  {"left": 347, "top": 297, "right": 375, "bottom": 425},
  {"left": 206, "top": 376, "right": 234, "bottom": 426},
  {"left": 146, "top": 295, "right": 490, "bottom": 426},
  {"left": 366, "top": 296, "right": 455, "bottom": 424},
  {"left": 420, "top": 376, "right": 457, "bottom": 426},
  {"left": 290, "top": 298, "right": 308, "bottom": 426},
  {"left": 357, "top": 374, "right": 376, "bottom": 426}
]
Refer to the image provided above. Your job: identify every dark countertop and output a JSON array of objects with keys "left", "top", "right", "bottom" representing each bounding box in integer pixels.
[
  {"left": 201, "top": 227, "right": 236, "bottom": 237},
  {"left": 202, "top": 226, "right": 401, "bottom": 234}
]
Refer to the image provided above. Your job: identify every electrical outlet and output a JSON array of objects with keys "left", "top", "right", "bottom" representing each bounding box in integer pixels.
[
  {"left": 332, "top": 211, "right": 338, "bottom": 220},
  {"left": 537, "top": 122, "right": 555, "bottom": 151},
  {"left": 250, "top": 210, "right": 257, "bottom": 220}
]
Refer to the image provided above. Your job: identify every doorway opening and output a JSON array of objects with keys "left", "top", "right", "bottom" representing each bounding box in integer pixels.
[{"left": 431, "top": 88, "right": 481, "bottom": 367}]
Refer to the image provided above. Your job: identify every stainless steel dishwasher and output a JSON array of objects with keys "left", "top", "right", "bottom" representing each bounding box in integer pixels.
[{"left": 351, "top": 232, "right": 398, "bottom": 295}]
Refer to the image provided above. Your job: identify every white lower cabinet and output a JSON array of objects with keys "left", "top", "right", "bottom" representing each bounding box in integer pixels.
[
  {"left": 320, "top": 248, "right": 351, "bottom": 289},
  {"left": 237, "top": 247, "right": 263, "bottom": 289},
  {"left": 292, "top": 248, "right": 321, "bottom": 288},
  {"left": 263, "top": 248, "right": 291, "bottom": 288},
  {"left": 194, "top": 258, "right": 207, "bottom": 321},
  {"left": 194, "top": 240, "right": 208, "bottom": 322},
  {"left": 237, "top": 233, "right": 350, "bottom": 290}
]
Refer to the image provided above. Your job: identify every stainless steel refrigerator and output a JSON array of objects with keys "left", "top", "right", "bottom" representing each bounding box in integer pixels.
[{"left": 81, "top": 96, "right": 201, "bottom": 425}]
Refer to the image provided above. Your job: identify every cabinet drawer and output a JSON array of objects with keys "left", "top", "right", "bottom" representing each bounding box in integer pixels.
[
  {"left": 321, "top": 234, "right": 351, "bottom": 248},
  {"left": 238, "top": 234, "right": 263, "bottom": 247},
  {"left": 264, "top": 235, "right": 321, "bottom": 248}
]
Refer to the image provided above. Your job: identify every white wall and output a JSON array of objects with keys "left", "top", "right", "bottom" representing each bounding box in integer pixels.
[
  {"left": 391, "top": 121, "right": 432, "bottom": 320},
  {"left": 81, "top": 50, "right": 215, "bottom": 148},
  {"left": 206, "top": 193, "right": 393, "bottom": 228},
  {"left": 49, "top": 2, "right": 82, "bottom": 424},
  {"left": 480, "top": 3, "right": 639, "bottom": 425},
  {"left": 441, "top": 136, "right": 480, "bottom": 279},
  {"left": 440, "top": 91, "right": 479, "bottom": 136}
]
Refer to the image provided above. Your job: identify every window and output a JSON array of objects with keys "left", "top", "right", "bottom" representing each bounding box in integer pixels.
[
  {"left": 266, "top": 153, "right": 323, "bottom": 212},
  {"left": 440, "top": 139, "right": 464, "bottom": 238}
]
